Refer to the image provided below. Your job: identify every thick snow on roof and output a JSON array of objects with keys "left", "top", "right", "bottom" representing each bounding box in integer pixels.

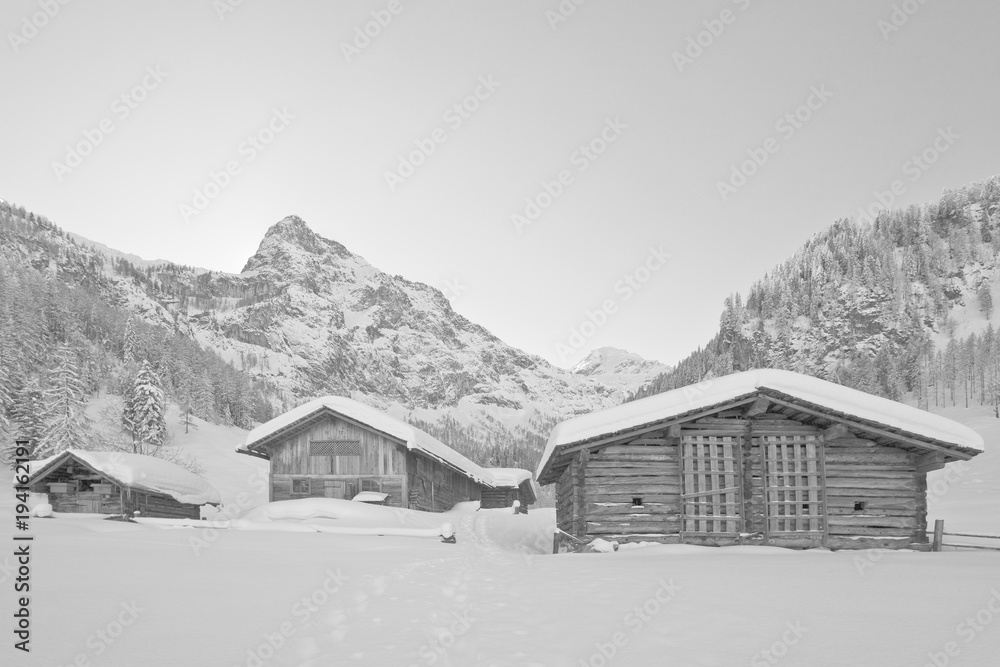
[
  {"left": 33, "top": 450, "right": 221, "bottom": 505},
  {"left": 537, "top": 369, "right": 985, "bottom": 478},
  {"left": 487, "top": 468, "right": 533, "bottom": 487},
  {"left": 245, "top": 396, "right": 527, "bottom": 488}
]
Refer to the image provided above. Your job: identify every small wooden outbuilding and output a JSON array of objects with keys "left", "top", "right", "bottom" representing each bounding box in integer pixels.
[
  {"left": 238, "top": 396, "right": 534, "bottom": 512},
  {"left": 27, "top": 449, "right": 221, "bottom": 519},
  {"left": 536, "top": 369, "right": 983, "bottom": 551}
]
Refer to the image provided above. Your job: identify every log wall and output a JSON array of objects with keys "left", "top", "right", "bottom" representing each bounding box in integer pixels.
[
  {"left": 823, "top": 436, "right": 921, "bottom": 550},
  {"left": 552, "top": 408, "right": 937, "bottom": 550},
  {"left": 579, "top": 431, "right": 682, "bottom": 541}
]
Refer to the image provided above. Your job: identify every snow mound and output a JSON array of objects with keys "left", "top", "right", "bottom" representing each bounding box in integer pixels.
[
  {"left": 33, "top": 450, "right": 221, "bottom": 505},
  {"left": 538, "top": 368, "right": 985, "bottom": 478},
  {"left": 32, "top": 503, "right": 53, "bottom": 518}
]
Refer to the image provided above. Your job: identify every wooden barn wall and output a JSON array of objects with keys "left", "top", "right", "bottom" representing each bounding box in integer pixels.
[
  {"left": 269, "top": 416, "right": 406, "bottom": 476},
  {"left": 579, "top": 430, "right": 682, "bottom": 541},
  {"left": 271, "top": 474, "right": 406, "bottom": 507},
  {"left": 266, "top": 415, "right": 485, "bottom": 511},
  {"left": 551, "top": 409, "right": 936, "bottom": 550},
  {"left": 822, "top": 436, "right": 921, "bottom": 550},
  {"left": 556, "top": 464, "right": 574, "bottom": 534},
  {"left": 406, "top": 451, "right": 484, "bottom": 512}
]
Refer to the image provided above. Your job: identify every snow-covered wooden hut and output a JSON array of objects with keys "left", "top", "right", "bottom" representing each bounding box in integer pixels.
[
  {"left": 27, "top": 450, "right": 221, "bottom": 519},
  {"left": 238, "top": 396, "right": 534, "bottom": 512},
  {"left": 535, "top": 369, "right": 983, "bottom": 551}
]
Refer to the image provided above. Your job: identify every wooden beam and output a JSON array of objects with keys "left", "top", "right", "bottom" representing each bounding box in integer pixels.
[
  {"left": 823, "top": 423, "right": 852, "bottom": 441},
  {"left": 745, "top": 395, "right": 771, "bottom": 417},
  {"left": 766, "top": 396, "right": 975, "bottom": 460},
  {"left": 915, "top": 452, "right": 947, "bottom": 474}
]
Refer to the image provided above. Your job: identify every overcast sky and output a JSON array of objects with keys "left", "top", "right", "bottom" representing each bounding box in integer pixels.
[{"left": 3, "top": 1, "right": 999, "bottom": 369}]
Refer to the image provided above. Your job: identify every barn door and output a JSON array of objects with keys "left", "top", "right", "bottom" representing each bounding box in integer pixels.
[
  {"left": 755, "top": 430, "right": 826, "bottom": 538},
  {"left": 680, "top": 433, "right": 743, "bottom": 535}
]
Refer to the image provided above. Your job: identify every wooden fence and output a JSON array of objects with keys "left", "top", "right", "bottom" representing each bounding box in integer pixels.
[{"left": 931, "top": 519, "right": 1000, "bottom": 552}]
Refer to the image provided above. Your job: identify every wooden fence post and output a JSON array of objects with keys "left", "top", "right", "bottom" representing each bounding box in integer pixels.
[{"left": 932, "top": 519, "right": 944, "bottom": 552}]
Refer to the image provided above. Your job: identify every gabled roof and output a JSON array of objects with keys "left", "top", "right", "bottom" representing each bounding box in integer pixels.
[
  {"left": 28, "top": 449, "right": 221, "bottom": 505},
  {"left": 241, "top": 396, "right": 532, "bottom": 490},
  {"left": 536, "top": 369, "right": 984, "bottom": 484}
]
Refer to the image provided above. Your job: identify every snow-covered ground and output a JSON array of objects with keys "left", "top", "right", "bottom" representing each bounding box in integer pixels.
[{"left": 3, "top": 401, "right": 999, "bottom": 666}]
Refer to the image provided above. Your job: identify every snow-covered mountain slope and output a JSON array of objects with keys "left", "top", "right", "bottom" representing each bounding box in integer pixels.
[{"left": 0, "top": 206, "right": 668, "bottom": 468}]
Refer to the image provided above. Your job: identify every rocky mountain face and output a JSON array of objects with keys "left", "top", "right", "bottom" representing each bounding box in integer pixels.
[{"left": 0, "top": 209, "right": 670, "bottom": 469}]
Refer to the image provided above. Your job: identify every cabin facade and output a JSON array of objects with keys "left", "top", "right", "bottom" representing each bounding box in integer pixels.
[
  {"left": 27, "top": 450, "right": 221, "bottom": 519},
  {"left": 536, "top": 369, "right": 983, "bottom": 551},
  {"left": 239, "top": 396, "right": 534, "bottom": 512}
]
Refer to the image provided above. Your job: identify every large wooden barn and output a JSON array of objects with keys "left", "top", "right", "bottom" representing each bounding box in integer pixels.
[
  {"left": 28, "top": 449, "right": 221, "bottom": 519},
  {"left": 536, "top": 369, "right": 984, "bottom": 551},
  {"left": 238, "top": 396, "right": 535, "bottom": 512}
]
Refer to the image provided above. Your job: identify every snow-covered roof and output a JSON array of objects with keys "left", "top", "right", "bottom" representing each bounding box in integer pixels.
[
  {"left": 537, "top": 369, "right": 985, "bottom": 481},
  {"left": 244, "top": 396, "right": 531, "bottom": 489},
  {"left": 29, "top": 449, "right": 221, "bottom": 505},
  {"left": 487, "top": 468, "right": 534, "bottom": 487}
]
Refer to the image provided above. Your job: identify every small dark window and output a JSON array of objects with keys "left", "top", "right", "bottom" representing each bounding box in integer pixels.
[
  {"left": 292, "top": 479, "right": 310, "bottom": 495},
  {"left": 854, "top": 501, "right": 866, "bottom": 511},
  {"left": 632, "top": 497, "right": 643, "bottom": 507}
]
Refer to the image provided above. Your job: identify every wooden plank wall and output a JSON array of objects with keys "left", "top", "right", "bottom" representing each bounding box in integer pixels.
[
  {"left": 406, "top": 452, "right": 484, "bottom": 512},
  {"left": 579, "top": 430, "right": 682, "bottom": 540},
  {"left": 271, "top": 474, "right": 407, "bottom": 507},
  {"left": 822, "top": 436, "right": 921, "bottom": 549},
  {"left": 269, "top": 416, "right": 406, "bottom": 476}
]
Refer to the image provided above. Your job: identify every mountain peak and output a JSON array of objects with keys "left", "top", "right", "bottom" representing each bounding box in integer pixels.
[
  {"left": 571, "top": 347, "right": 670, "bottom": 377},
  {"left": 244, "top": 216, "right": 354, "bottom": 274}
]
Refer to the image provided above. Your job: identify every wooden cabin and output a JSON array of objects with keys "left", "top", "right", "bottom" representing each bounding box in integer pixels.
[
  {"left": 480, "top": 469, "right": 536, "bottom": 513},
  {"left": 27, "top": 450, "right": 221, "bottom": 519},
  {"left": 238, "top": 396, "right": 534, "bottom": 513},
  {"left": 536, "top": 369, "right": 983, "bottom": 551}
]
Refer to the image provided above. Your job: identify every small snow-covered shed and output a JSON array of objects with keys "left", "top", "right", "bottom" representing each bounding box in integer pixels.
[
  {"left": 535, "top": 369, "right": 983, "bottom": 551},
  {"left": 238, "top": 396, "right": 534, "bottom": 512},
  {"left": 27, "top": 450, "right": 221, "bottom": 519}
]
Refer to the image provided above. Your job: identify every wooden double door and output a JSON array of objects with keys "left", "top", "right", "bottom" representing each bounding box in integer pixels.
[{"left": 679, "top": 421, "right": 827, "bottom": 543}]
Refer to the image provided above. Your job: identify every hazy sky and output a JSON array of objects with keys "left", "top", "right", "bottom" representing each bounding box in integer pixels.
[{"left": 3, "top": 1, "right": 999, "bottom": 369}]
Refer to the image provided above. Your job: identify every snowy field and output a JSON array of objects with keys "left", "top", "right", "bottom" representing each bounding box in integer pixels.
[{"left": 3, "top": 404, "right": 1000, "bottom": 666}]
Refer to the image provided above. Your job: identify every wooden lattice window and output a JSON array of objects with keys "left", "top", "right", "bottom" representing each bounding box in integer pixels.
[
  {"left": 762, "top": 435, "right": 824, "bottom": 533},
  {"left": 681, "top": 435, "right": 742, "bottom": 533},
  {"left": 310, "top": 440, "right": 361, "bottom": 456}
]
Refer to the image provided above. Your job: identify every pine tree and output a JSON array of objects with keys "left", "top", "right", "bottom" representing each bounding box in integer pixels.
[
  {"left": 122, "top": 318, "right": 138, "bottom": 365},
  {"left": 979, "top": 282, "right": 993, "bottom": 319},
  {"left": 123, "top": 361, "right": 166, "bottom": 454},
  {"left": 37, "top": 345, "right": 91, "bottom": 456},
  {"left": 9, "top": 378, "right": 45, "bottom": 456}
]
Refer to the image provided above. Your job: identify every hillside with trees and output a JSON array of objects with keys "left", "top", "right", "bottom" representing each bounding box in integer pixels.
[{"left": 632, "top": 175, "right": 1000, "bottom": 413}]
